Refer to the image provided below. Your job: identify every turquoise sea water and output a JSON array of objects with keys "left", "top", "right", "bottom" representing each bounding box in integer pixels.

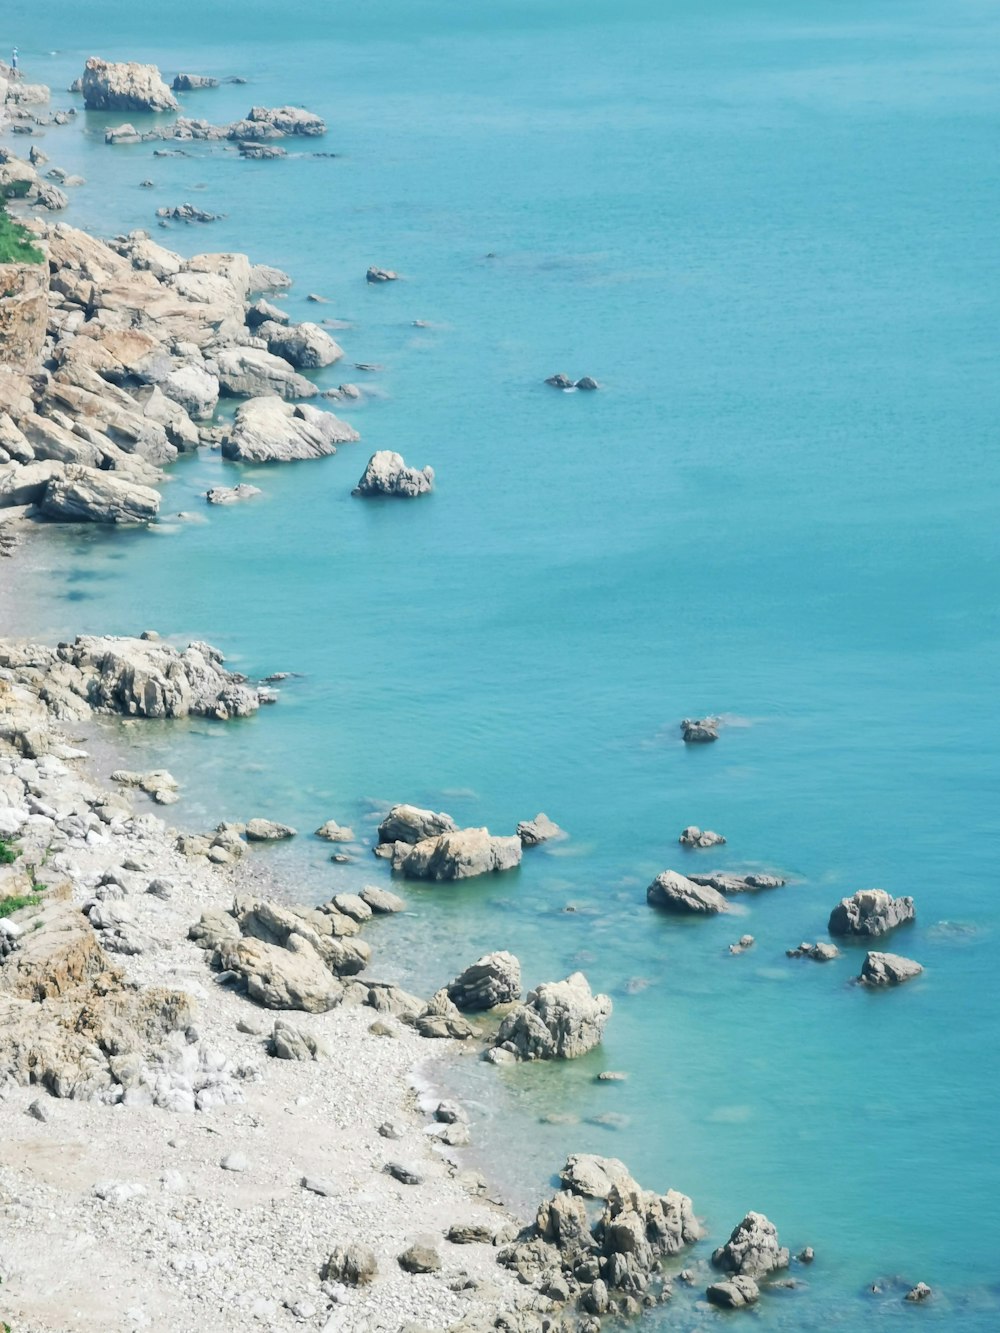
[{"left": 3, "top": 0, "right": 1000, "bottom": 1325}]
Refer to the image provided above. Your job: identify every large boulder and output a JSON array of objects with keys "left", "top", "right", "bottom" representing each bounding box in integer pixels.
[
  {"left": 858, "top": 952, "right": 923, "bottom": 987},
  {"left": 353, "top": 450, "right": 433, "bottom": 498},
  {"left": 227, "top": 105, "right": 326, "bottom": 139},
  {"left": 0, "top": 460, "right": 64, "bottom": 508},
  {"left": 218, "top": 936, "right": 343, "bottom": 1013},
  {"left": 559, "top": 1154, "right": 636, "bottom": 1200},
  {"left": 397, "top": 827, "right": 522, "bottom": 881},
  {"left": 159, "top": 363, "right": 219, "bottom": 420},
  {"left": 646, "top": 869, "right": 728, "bottom": 915},
  {"left": 446, "top": 951, "right": 521, "bottom": 1011},
  {"left": 221, "top": 397, "right": 357, "bottom": 462},
  {"left": 0, "top": 260, "right": 49, "bottom": 372},
  {"left": 40, "top": 466, "right": 160, "bottom": 524},
  {"left": 377, "top": 803, "right": 456, "bottom": 845},
  {"left": 828, "top": 889, "right": 915, "bottom": 938},
  {"left": 214, "top": 347, "right": 317, "bottom": 401},
  {"left": 80, "top": 57, "right": 179, "bottom": 112},
  {"left": 706, "top": 1276, "right": 760, "bottom": 1309},
  {"left": 712, "top": 1212, "right": 789, "bottom": 1279},
  {"left": 258, "top": 321, "right": 344, "bottom": 369},
  {"left": 492, "top": 972, "right": 611, "bottom": 1061}
]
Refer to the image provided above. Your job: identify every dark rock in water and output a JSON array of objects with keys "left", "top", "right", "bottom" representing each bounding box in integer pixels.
[
  {"left": 155, "top": 203, "right": 221, "bottom": 223},
  {"left": 798, "top": 1247, "right": 815, "bottom": 1264},
  {"left": 690, "top": 871, "right": 785, "bottom": 894},
  {"left": 517, "top": 812, "right": 564, "bottom": 846},
  {"left": 575, "top": 376, "right": 599, "bottom": 390},
  {"left": 139, "top": 178, "right": 155, "bottom": 188},
  {"left": 680, "top": 716, "right": 720, "bottom": 743},
  {"left": 545, "top": 373, "right": 574, "bottom": 389},
  {"left": 353, "top": 451, "right": 433, "bottom": 499},
  {"left": 787, "top": 941, "right": 840, "bottom": 961},
  {"left": 706, "top": 1276, "right": 760, "bottom": 1309},
  {"left": 828, "top": 889, "right": 915, "bottom": 938},
  {"left": 712, "top": 1212, "right": 789, "bottom": 1279},
  {"left": 905, "top": 1282, "right": 933, "bottom": 1302},
  {"left": 647, "top": 869, "right": 728, "bottom": 915},
  {"left": 678, "top": 825, "right": 726, "bottom": 848},
  {"left": 366, "top": 266, "right": 398, "bottom": 283},
  {"left": 858, "top": 951, "right": 923, "bottom": 987},
  {"left": 172, "top": 73, "right": 219, "bottom": 91},
  {"left": 447, "top": 951, "right": 521, "bottom": 1011}
]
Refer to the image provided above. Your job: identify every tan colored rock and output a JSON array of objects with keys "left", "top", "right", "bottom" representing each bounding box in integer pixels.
[
  {"left": 0, "top": 260, "right": 48, "bottom": 371},
  {"left": 80, "top": 57, "right": 178, "bottom": 113}
]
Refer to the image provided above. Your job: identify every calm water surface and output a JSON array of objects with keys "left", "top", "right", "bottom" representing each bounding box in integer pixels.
[{"left": 2, "top": 0, "right": 999, "bottom": 1325}]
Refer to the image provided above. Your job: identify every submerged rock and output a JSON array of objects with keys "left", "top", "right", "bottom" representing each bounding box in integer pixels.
[
  {"left": 352, "top": 450, "right": 434, "bottom": 498},
  {"left": 492, "top": 972, "right": 611, "bottom": 1061},
  {"left": 205, "top": 483, "right": 261, "bottom": 505},
  {"left": 858, "top": 951, "right": 923, "bottom": 987},
  {"left": 828, "top": 889, "right": 915, "bottom": 938},
  {"left": 366, "top": 266, "right": 398, "bottom": 283},
  {"left": 314, "top": 819, "right": 354, "bottom": 842},
  {"left": 544, "top": 373, "right": 574, "bottom": 389},
  {"left": 244, "top": 819, "right": 296, "bottom": 842},
  {"left": 447, "top": 951, "right": 521, "bottom": 1011},
  {"left": 646, "top": 869, "right": 728, "bottom": 915},
  {"left": 689, "top": 871, "right": 785, "bottom": 894},
  {"left": 787, "top": 941, "right": 840, "bottom": 961}
]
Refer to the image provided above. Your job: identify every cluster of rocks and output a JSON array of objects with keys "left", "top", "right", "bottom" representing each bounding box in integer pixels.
[
  {"left": 828, "top": 888, "right": 915, "bottom": 937},
  {"left": 544, "top": 374, "right": 599, "bottom": 391},
  {"left": 496, "top": 1155, "right": 701, "bottom": 1323},
  {"left": 706, "top": 1211, "right": 790, "bottom": 1309},
  {"left": 373, "top": 804, "right": 522, "bottom": 881},
  {"left": 353, "top": 448, "right": 434, "bottom": 498},
  {"left": 0, "top": 211, "right": 367, "bottom": 525},
  {"left": 678, "top": 825, "right": 725, "bottom": 848},
  {"left": 646, "top": 867, "right": 783, "bottom": 915}
]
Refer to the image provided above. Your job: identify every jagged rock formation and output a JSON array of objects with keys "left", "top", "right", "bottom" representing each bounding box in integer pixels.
[
  {"left": 828, "top": 889, "right": 915, "bottom": 938},
  {"left": 492, "top": 973, "right": 612, "bottom": 1061}
]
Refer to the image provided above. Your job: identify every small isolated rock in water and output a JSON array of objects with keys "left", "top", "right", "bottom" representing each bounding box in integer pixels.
[
  {"left": 575, "top": 376, "right": 599, "bottom": 390},
  {"left": 706, "top": 1276, "right": 760, "bottom": 1309},
  {"left": 205, "top": 483, "right": 261, "bottom": 505},
  {"left": 447, "top": 951, "right": 521, "bottom": 1011},
  {"left": 679, "top": 825, "right": 726, "bottom": 848},
  {"left": 828, "top": 889, "right": 915, "bottom": 938},
  {"left": 559, "top": 1154, "right": 634, "bottom": 1199},
  {"left": 680, "top": 716, "right": 720, "bottom": 743},
  {"left": 366, "top": 266, "right": 398, "bottom": 282},
  {"left": 492, "top": 972, "right": 611, "bottom": 1061},
  {"left": 544, "top": 373, "right": 575, "bottom": 389},
  {"left": 244, "top": 818, "right": 296, "bottom": 842},
  {"left": 398, "top": 1243, "right": 441, "bottom": 1274},
  {"left": 353, "top": 450, "right": 434, "bottom": 498},
  {"left": 729, "top": 935, "right": 755, "bottom": 955},
  {"left": 690, "top": 871, "right": 786, "bottom": 895},
  {"left": 858, "top": 951, "right": 923, "bottom": 987},
  {"left": 378, "top": 804, "right": 457, "bottom": 845},
  {"left": 712, "top": 1212, "right": 789, "bottom": 1279},
  {"left": 787, "top": 941, "right": 840, "bottom": 961},
  {"left": 647, "top": 869, "right": 728, "bottom": 915},
  {"left": 172, "top": 73, "right": 219, "bottom": 91},
  {"left": 314, "top": 819, "right": 355, "bottom": 842},
  {"left": 905, "top": 1282, "right": 933, "bottom": 1303},
  {"left": 798, "top": 1247, "right": 815, "bottom": 1264},
  {"left": 516, "top": 812, "right": 564, "bottom": 847},
  {"left": 156, "top": 203, "right": 221, "bottom": 224},
  {"left": 321, "top": 1244, "right": 377, "bottom": 1286},
  {"left": 81, "top": 57, "right": 179, "bottom": 112}
]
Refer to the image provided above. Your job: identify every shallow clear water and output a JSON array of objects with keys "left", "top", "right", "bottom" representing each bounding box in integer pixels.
[{"left": 3, "top": 0, "right": 1000, "bottom": 1325}]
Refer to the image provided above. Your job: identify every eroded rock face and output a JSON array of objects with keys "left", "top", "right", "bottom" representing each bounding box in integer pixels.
[
  {"left": 646, "top": 869, "right": 728, "bottom": 915},
  {"left": 376, "top": 803, "right": 456, "bottom": 846},
  {"left": 397, "top": 827, "right": 522, "bottom": 881},
  {"left": 516, "top": 812, "right": 564, "bottom": 847},
  {"left": 679, "top": 825, "right": 726, "bottom": 848},
  {"left": 0, "top": 261, "right": 49, "bottom": 371},
  {"left": 858, "top": 951, "right": 923, "bottom": 986},
  {"left": 258, "top": 320, "right": 343, "bottom": 369},
  {"left": 214, "top": 347, "right": 317, "bottom": 401},
  {"left": 40, "top": 466, "right": 160, "bottom": 525},
  {"left": 80, "top": 58, "right": 179, "bottom": 113},
  {"left": 559, "top": 1155, "right": 635, "bottom": 1200},
  {"left": 352, "top": 450, "right": 433, "bottom": 498},
  {"left": 221, "top": 397, "right": 357, "bottom": 462},
  {"left": 321, "top": 1244, "right": 377, "bottom": 1286},
  {"left": 681, "top": 716, "right": 719, "bottom": 742},
  {"left": 828, "top": 889, "right": 915, "bottom": 938},
  {"left": 689, "top": 871, "right": 785, "bottom": 894},
  {"left": 712, "top": 1212, "right": 789, "bottom": 1279},
  {"left": 447, "top": 951, "right": 521, "bottom": 1011},
  {"left": 492, "top": 972, "right": 611, "bottom": 1061}
]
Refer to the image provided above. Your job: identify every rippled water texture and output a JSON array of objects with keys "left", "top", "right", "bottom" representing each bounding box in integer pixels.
[{"left": 3, "top": 0, "right": 1000, "bottom": 1325}]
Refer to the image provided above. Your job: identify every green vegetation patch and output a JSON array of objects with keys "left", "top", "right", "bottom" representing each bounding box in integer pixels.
[
  {"left": 0, "top": 184, "right": 45, "bottom": 264},
  {"left": 0, "top": 838, "right": 19, "bottom": 865},
  {"left": 0, "top": 892, "right": 42, "bottom": 919}
]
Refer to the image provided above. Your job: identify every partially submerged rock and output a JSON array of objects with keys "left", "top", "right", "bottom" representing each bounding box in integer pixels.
[
  {"left": 712, "top": 1212, "right": 789, "bottom": 1279},
  {"left": 689, "top": 871, "right": 785, "bottom": 894},
  {"left": 680, "top": 716, "right": 719, "bottom": 743},
  {"left": 366, "top": 266, "right": 398, "bottom": 283},
  {"left": 787, "top": 941, "right": 840, "bottom": 961},
  {"left": 396, "top": 827, "right": 522, "bottom": 882},
  {"left": 828, "top": 889, "right": 915, "bottom": 938},
  {"left": 492, "top": 972, "right": 611, "bottom": 1061},
  {"left": 447, "top": 951, "right": 521, "bottom": 1011},
  {"left": 221, "top": 397, "right": 357, "bottom": 463},
  {"left": 40, "top": 466, "right": 161, "bottom": 525},
  {"left": 858, "top": 952, "right": 923, "bottom": 987},
  {"left": 516, "top": 812, "right": 564, "bottom": 847},
  {"left": 559, "top": 1154, "right": 635, "bottom": 1200},
  {"left": 377, "top": 803, "right": 456, "bottom": 846},
  {"left": 678, "top": 825, "right": 726, "bottom": 848},
  {"left": 205, "top": 483, "right": 261, "bottom": 505},
  {"left": 353, "top": 450, "right": 433, "bottom": 498},
  {"left": 646, "top": 869, "right": 728, "bottom": 915},
  {"left": 314, "top": 819, "right": 354, "bottom": 842},
  {"left": 244, "top": 818, "right": 296, "bottom": 842},
  {"left": 707, "top": 1276, "right": 760, "bottom": 1308}
]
